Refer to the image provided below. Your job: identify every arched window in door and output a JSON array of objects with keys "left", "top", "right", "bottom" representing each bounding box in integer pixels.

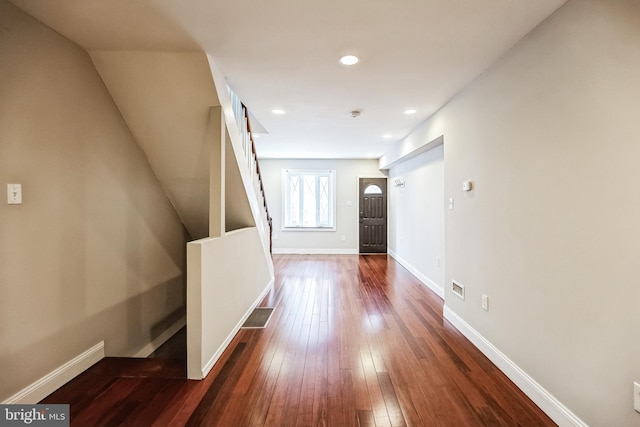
[{"left": 363, "top": 184, "right": 383, "bottom": 194}]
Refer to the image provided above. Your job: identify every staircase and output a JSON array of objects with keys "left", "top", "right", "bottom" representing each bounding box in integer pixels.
[{"left": 227, "top": 85, "right": 273, "bottom": 254}]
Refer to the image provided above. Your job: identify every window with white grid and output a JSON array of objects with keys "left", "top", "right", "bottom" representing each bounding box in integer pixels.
[{"left": 282, "top": 170, "right": 336, "bottom": 230}]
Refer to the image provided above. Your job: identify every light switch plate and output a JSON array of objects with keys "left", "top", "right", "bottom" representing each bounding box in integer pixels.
[
  {"left": 7, "top": 183, "right": 22, "bottom": 205},
  {"left": 482, "top": 294, "right": 489, "bottom": 311},
  {"left": 634, "top": 382, "right": 640, "bottom": 412}
]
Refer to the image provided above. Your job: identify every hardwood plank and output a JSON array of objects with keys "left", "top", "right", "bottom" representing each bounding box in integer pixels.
[
  {"left": 264, "top": 301, "right": 310, "bottom": 426},
  {"left": 311, "top": 318, "right": 330, "bottom": 427},
  {"left": 185, "top": 343, "right": 247, "bottom": 426},
  {"left": 40, "top": 254, "right": 555, "bottom": 427},
  {"left": 69, "top": 378, "right": 140, "bottom": 427},
  {"left": 357, "top": 409, "right": 375, "bottom": 427},
  {"left": 340, "top": 369, "right": 357, "bottom": 427},
  {"left": 359, "top": 341, "right": 391, "bottom": 426},
  {"left": 376, "top": 372, "right": 406, "bottom": 426},
  {"left": 295, "top": 312, "right": 321, "bottom": 425},
  {"left": 101, "top": 379, "right": 165, "bottom": 427}
]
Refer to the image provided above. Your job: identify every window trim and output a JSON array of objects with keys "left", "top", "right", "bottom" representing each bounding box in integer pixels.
[{"left": 281, "top": 169, "right": 336, "bottom": 231}]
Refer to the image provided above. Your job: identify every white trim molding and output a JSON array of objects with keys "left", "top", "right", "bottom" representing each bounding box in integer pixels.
[
  {"left": 388, "top": 249, "right": 444, "bottom": 299},
  {"left": 272, "top": 248, "right": 358, "bottom": 255},
  {"left": 132, "top": 316, "right": 186, "bottom": 358},
  {"left": 3, "top": 341, "right": 104, "bottom": 404},
  {"left": 443, "top": 306, "right": 588, "bottom": 427}
]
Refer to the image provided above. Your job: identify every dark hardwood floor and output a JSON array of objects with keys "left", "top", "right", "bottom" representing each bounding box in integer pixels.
[{"left": 42, "top": 254, "right": 555, "bottom": 426}]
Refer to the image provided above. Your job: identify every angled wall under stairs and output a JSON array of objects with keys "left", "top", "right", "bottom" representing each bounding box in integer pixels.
[{"left": 88, "top": 49, "right": 273, "bottom": 380}]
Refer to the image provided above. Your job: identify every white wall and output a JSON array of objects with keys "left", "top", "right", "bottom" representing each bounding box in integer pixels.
[
  {"left": 260, "top": 159, "right": 385, "bottom": 253},
  {"left": 387, "top": 144, "right": 444, "bottom": 297},
  {"left": 187, "top": 227, "right": 271, "bottom": 379},
  {"left": 381, "top": 1, "right": 640, "bottom": 425}
]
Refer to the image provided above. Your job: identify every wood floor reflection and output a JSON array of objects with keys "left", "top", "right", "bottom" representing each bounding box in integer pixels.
[{"left": 42, "top": 254, "right": 555, "bottom": 426}]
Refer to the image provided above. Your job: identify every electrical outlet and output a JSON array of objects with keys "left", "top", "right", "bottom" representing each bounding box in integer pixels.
[
  {"left": 273, "top": 234, "right": 278, "bottom": 240},
  {"left": 482, "top": 294, "right": 489, "bottom": 311},
  {"left": 634, "top": 382, "right": 640, "bottom": 413},
  {"left": 341, "top": 235, "right": 346, "bottom": 242}
]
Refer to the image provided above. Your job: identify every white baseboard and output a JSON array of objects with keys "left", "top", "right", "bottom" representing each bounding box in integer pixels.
[
  {"left": 3, "top": 341, "right": 105, "bottom": 404},
  {"left": 388, "top": 249, "right": 444, "bottom": 299},
  {"left": 442, "top": 306, "right": 587, "bottom": 427},
  {"left": 201, "top": 277, "right": 274, "bottom": 378},
  {"left": 132, "top": 316, "right": 186, "bottom": 358},
  {"left": 272, "top": 248, "right": 358, "bottom": 255}
]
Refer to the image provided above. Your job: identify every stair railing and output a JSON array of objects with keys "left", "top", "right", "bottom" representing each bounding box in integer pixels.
[{"left": 227, "top": 87, "right": 273, "bottom": 254}]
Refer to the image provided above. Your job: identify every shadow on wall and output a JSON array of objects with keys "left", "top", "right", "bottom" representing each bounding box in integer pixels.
[{"left": 0, "top": 275, "right": 185, "bottom": 401}]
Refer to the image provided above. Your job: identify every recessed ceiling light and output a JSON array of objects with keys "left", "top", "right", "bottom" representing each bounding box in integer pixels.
[
  {"left": 382, "top": 134, "right": 392, "bottom": 138},
  {"left": 272, "top": 109, "right": 286, "bottom": 115},
  {"left": 339, "top": 55, "right": 359, "bottom": 66},
  {"left": 404, "top": 109, "right": 417, "bottom": 115}
]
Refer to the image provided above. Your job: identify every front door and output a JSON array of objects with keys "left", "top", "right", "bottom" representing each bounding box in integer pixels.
[{"left": 359, "top": 178, "right": 387, "bottom": 253}]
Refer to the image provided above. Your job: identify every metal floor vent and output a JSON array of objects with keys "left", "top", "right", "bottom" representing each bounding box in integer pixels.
[{"left": 241, "top": 307, "right": 275, "bottom": 329}]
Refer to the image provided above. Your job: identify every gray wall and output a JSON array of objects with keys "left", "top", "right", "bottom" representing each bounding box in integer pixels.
[
  {"left": 388, "top": 145, "right": 445, "bottom": 296},
  {"left": 260, "top": 159, "right": 385, "bottom": 253},
  {"left": 381, "top": 1, "right": 640, "bottom": 425},
  {"left": 0, "top": 1, "right": 189, "bottom": 401}
]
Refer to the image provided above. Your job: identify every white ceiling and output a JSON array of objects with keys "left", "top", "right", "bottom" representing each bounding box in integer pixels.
[{"left": 11, "top": 0, "right": 567, "bottom": 159}]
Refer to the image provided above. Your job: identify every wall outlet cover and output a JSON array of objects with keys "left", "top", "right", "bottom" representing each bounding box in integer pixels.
[{"left": 7, "top": 183, "right": 22, "bottom": 205}]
